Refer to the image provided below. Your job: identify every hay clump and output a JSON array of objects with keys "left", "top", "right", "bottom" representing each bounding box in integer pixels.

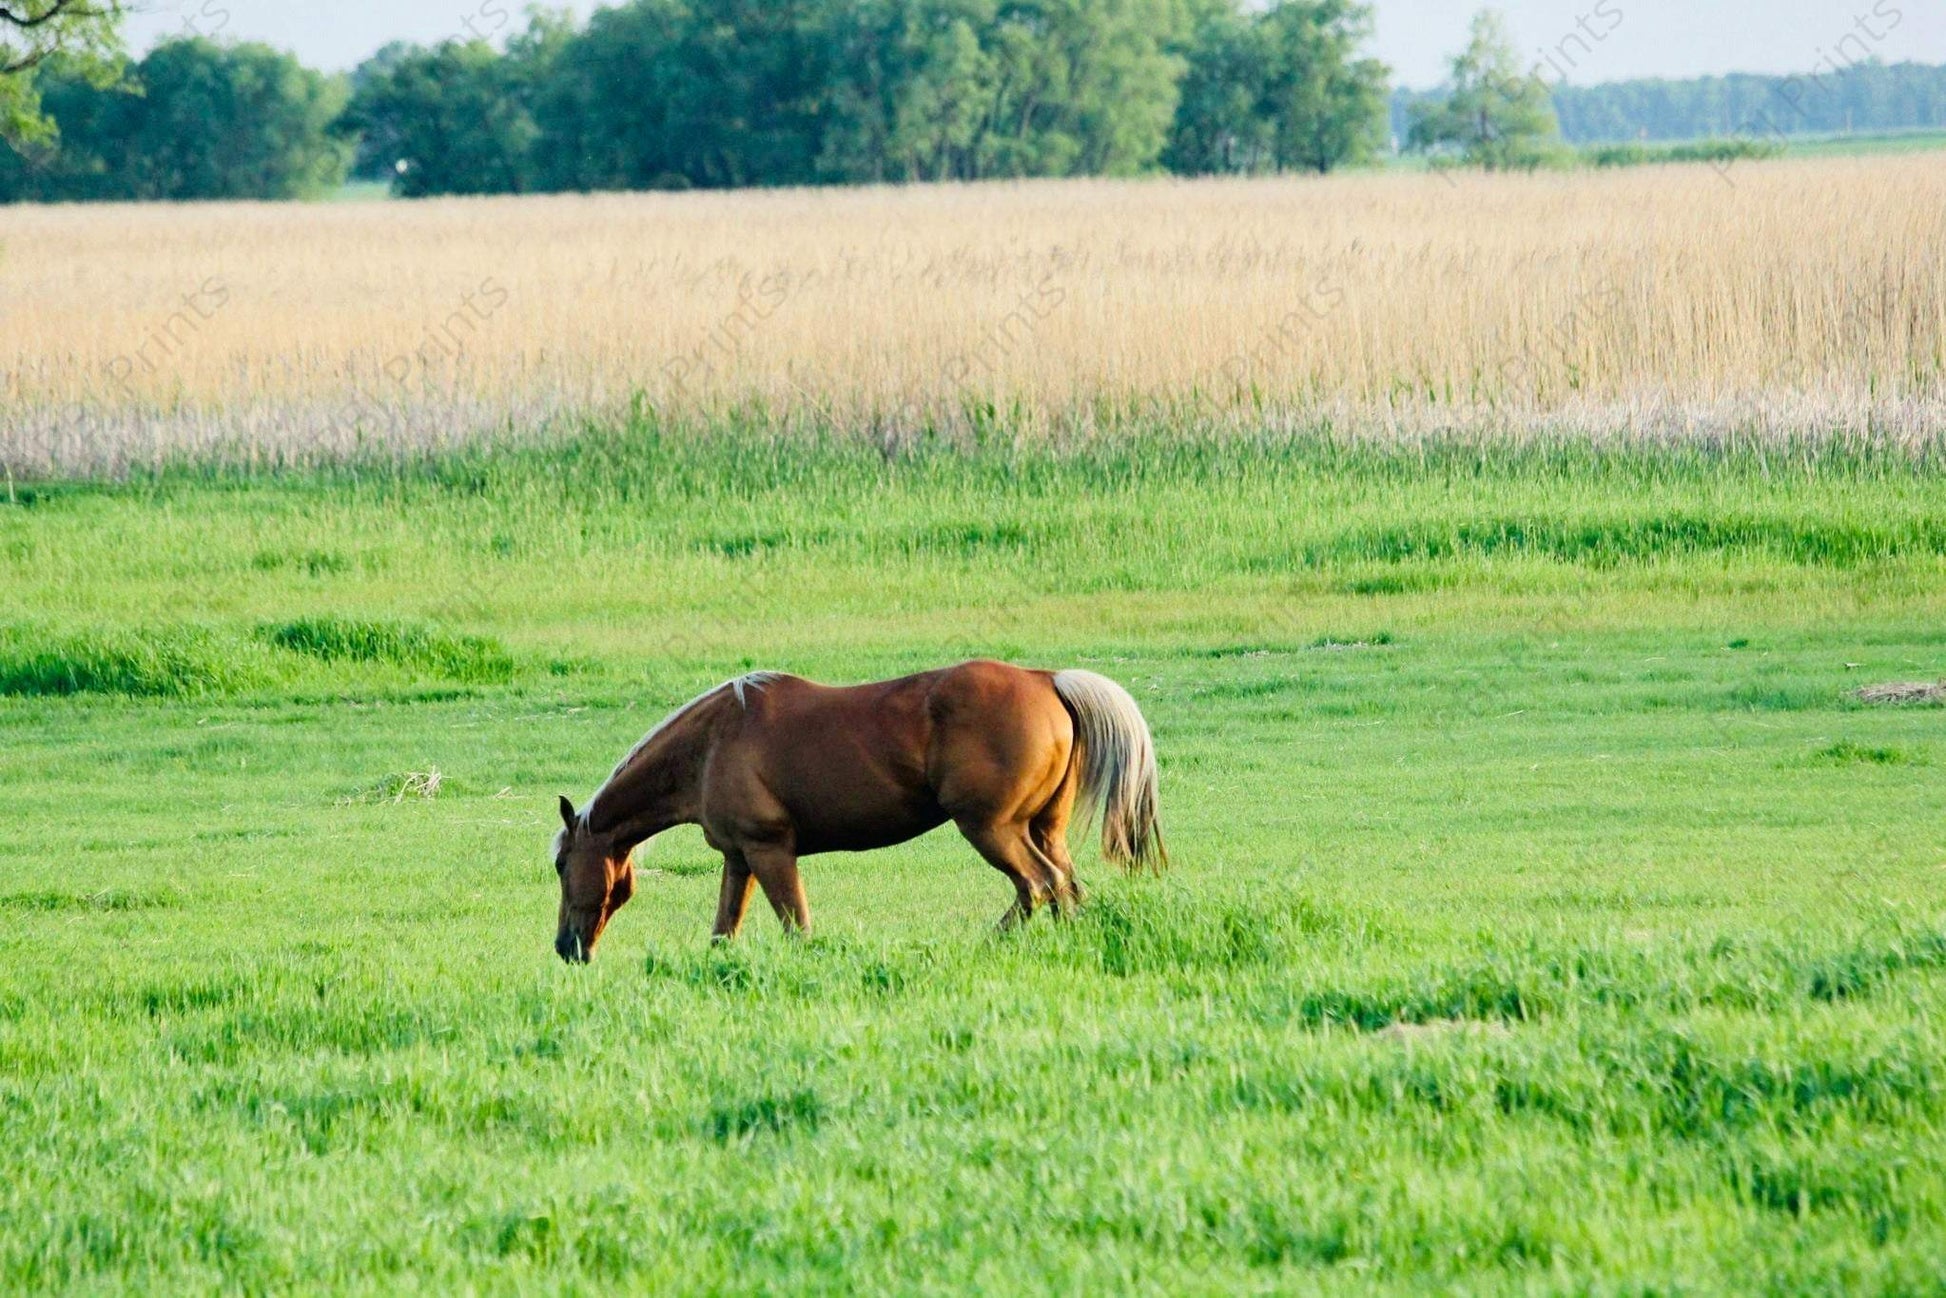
[{"left": 1854, "top": 681, "right": 1945, "bottom": 706}]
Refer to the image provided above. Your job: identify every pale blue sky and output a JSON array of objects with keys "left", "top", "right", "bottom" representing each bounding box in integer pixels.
[{"left": 121, "top": 1, "right": 1946, "bottom": 89}]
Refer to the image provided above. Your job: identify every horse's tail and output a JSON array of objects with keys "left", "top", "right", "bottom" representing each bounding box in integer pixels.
[{"left": 1052, "top": 669, "right": 1165, "bottom": 872}]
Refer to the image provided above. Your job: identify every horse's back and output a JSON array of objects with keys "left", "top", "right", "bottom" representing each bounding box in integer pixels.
[
  {"left": 741, "top": 660, "right": 1061, "bottom": 779},
  {"left": 714, "top": 661, "right": 1072, "bottom": 853},
  {"left": 748, "top": 660, "right": 1057, "bottom": 733}
]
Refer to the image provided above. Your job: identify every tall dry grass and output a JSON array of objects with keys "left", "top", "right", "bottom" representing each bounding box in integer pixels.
[{"left": 2, "top": 154, "right": 1943, "bottom": 474}]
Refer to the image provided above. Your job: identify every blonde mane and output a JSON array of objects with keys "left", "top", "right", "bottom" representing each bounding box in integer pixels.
[{"left": 583, "top": 671, "right": 784, "bottom": 812}]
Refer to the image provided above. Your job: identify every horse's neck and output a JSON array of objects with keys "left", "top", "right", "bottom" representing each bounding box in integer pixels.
[{"left": 587, "top": 694, "right": 722, "bottom": 847}]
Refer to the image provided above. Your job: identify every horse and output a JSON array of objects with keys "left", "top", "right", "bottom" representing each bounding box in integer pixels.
[{"left": 550, "top": 659, "right": 1163, "bottom": 962}]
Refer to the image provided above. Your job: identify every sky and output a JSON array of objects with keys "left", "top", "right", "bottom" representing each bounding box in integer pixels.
[{"left": 120, "top": 0, "right": 1946, "bottom": 90}]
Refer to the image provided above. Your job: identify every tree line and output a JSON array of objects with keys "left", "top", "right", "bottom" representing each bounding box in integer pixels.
[
  {"left": 0, "top": 0, "right": 1392, "bottom": 201},
  {"left": 4, "top": 1, "right": 1946, "bottom": 204},
  {"left": 1392, "top": 57, "right": 1946, "bottom": 150},
  {"left": 343, "top": 0, "right": 1392, "bottom": 196},
  {"left": 1551, "top": 59, "right": 1946, "bottom": 143},
  {"left": 0, "top": 37, "right": 344, "bottom": 201}
]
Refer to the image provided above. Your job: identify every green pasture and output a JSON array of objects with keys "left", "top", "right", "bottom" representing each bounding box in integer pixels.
[
  {"left": 2, "top": 425, "right": 1944, "bottom": 1293},
  {"left": 1782, "top": 127, "right": 1946, "bottom": 158}
]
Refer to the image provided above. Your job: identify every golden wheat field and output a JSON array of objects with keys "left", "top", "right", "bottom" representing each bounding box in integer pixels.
[{"left": 3, "top": 154, "right": 1944, "bottom": 473}]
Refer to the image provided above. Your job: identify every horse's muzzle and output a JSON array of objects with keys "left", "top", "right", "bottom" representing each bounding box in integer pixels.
[{"left": 555, "top": 930, "right": 590, "bottom": 964}]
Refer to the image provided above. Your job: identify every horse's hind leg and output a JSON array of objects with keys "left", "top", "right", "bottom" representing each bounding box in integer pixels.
[
  {"left": 1031, "top": 763, "right": 1085, "bottom": 915},
  {"left": 1028, "top": 829, "right": 1083, "bottom": 918},
  {"left": 956, "top": 818, "right": 1056, "bottom": 930}
]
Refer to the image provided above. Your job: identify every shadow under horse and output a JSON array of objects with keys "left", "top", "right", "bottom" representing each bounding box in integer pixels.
[{"left": 550, "top": 659, "right": 1164, "bottom": 962}]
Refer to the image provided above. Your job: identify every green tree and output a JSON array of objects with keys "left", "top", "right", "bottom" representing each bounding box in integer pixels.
[
  {"left": 117, "top": 40, "right": 348, "bottom": 199},
  {"left": 344, "top": 40, "right": 417, "bottom": 180},
  {"left": 826, "top": 2, "right": 997, "bottom": 184},
  {"left": 1057, "top": 0, "right": 1187, "bottom": 175},
  {"left": 520, "top": 0, "right": 687, "bottom": 191},
  {"left": 898, "top": 0, "right": 1185, "bottom": 181},
  {"left": 2, "top": 37, "right": 347, "bottom": 201},
  {"left": 1061, "top": 0, "right": 1191, "bottom": 176},
  {"left": 1, "top": 0, "right": 123, "bottom": 147},
  {"left": 520, "top": 0, "right": 831, "bottom": 192},
  {"left": 1407, "top": 8, "right": 1563, "bottom": 169},
  {"left": 341, "top": 40, "right": 538, "bottom": 196},
  {"left": 1550, "top": 61, "right": 1946, "bottom": 144},
  {"left": 518, "top": 0, "right": 1186, "bottom": 190},
  {"left": 1259, "top": 0, "right": 1387, "bottom": 173},
  {"left": 1164, "top": 3, "right": 1271, "bottom": 175},
  {"left": 1165, "top": 1, "right": 1387, "bottom": 177}
]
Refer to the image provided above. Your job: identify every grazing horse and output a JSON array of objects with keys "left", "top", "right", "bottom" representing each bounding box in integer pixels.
[{"left": 551, "top": 660, "right": 1163, "bottom": 962}]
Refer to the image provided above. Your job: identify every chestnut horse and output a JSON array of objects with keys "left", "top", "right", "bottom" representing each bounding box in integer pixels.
[{"left": 551, "top": 660, "right": 1163, "bottom": 962}]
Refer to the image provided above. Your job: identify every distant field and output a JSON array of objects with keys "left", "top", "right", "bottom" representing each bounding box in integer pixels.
[
  {"left": 325, "top": 180, "right": 395, "bottom": 204},
  {"left": 3, "top": 432, "right": 1945, "bottom": 1291},
  {"left": 1785, "top": 127, "right": 1946, "bottom": 158},
  {"left": 3, "top": 154, "right": 1943, "bottom": 476}
]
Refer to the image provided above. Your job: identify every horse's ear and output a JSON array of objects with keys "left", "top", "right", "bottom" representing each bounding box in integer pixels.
[{"left": 558, "top": 795, "right": 577, "bottom": 830}]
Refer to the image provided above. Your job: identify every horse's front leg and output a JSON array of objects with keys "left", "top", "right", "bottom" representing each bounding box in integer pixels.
[
  {"left": 744, "top": 843, "right": 811, "bottom": 936},
  {"left": 711, "top": 849, "right": 755, "bottom": 941}
]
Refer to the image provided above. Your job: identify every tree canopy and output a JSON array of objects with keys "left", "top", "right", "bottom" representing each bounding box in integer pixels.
[
  {"left": 1, "top": 0, "right": 123, "bottom": 145},
  {"left": 1166, "top": 0, "right": 1386, "bottom": 175},
  {"left": 332, "top": 0, "right": 1392, "bottom": 194},
  {"left": 1406, "top": 9, "right": 1563, "bottom": 169},
  {"left": 0, "top": 37, "right": 346, "bottom": 201},
  {"left": 349, "top": 0, "right": 1213, "bottom": 191}
]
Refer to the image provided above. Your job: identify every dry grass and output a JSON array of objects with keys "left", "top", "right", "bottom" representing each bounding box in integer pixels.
[
  {"left": 336, "top": 768, "right": 445, "bottom": 806},
  {"left": 2, "top": 154, "right": 1943, "bottom": 473},
  {"left": 1855, "top": 681, "right": 1946, "bottom": 706}
]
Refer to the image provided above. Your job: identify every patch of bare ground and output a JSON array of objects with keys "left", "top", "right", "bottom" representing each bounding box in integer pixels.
[{"left": 1855, "top": 680, "right": 1946, "bottom": 706}]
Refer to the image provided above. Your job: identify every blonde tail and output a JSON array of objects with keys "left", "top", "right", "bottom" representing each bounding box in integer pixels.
[{"left": 1052, "top": 669, "right": 1165, "bottom": 871}]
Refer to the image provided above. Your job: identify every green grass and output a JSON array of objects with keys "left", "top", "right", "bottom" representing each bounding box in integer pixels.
[
  {"left": 0, "top": 623, "right": 275, "bottom": 698},
  {"left": 1376, "top": 127, "right": 1946, "bottom": 174},
  {"left": 3, "top": 422, "right": 1945, "bottom": 1292},
  {"left": 1582, "top": 138, "right": 1786, "bottom": 168},
  {"left": 256, "top": 616, "right": 515, "bottom": 684},
  {"left": 325, "top": 179, "right": 394, "bottom": 203},
  {"left": 1782, "top": 127, "right": 1946, "bottom": 159}
]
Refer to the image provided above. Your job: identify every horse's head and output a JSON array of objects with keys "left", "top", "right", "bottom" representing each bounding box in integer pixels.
[{"left": 552, "top": 795, "right": 635, "bottom": 964}]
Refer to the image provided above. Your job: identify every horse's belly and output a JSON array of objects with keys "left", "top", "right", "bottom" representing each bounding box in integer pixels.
[
  {"left": 790, "top": 800, "right": 947, "bottom": 856},
  {"left": 739, "top": 679, "right": 950, "bottom": 855}
]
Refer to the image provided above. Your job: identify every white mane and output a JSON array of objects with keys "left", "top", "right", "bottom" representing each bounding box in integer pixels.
[{"left": 583, "top": 671, "right": 784, "bottom": 811}]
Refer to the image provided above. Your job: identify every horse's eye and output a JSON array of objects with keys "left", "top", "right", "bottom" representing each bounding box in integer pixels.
[{"left": 554, "top": 857, "right": 567, "bottom": 876}]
